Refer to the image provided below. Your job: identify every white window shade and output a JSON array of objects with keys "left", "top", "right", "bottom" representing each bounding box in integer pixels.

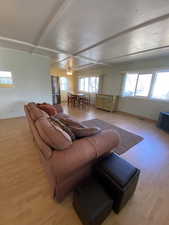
[
  {"left": 123, "top": 73, "right": 138, "bottom": 96},
  {"left": 78, "top": 76, "right": 99, "bottom": 93},
  {"left": 84, "top": 77, "right": 89, "bottom": 92},
  {"left": 79, "top": 78, "right": 84, "bottom": 91},
  {"left": 135, "top": 74, "right": 152, "bottom": 97},
  {"left": 60, "top": 77, "right": 68, "bottom": 91},
  {"left": 122, "top": 73, "right": 152, "bottom": 97},
  {"left": 152, "top": 72, "right": 169, "bottom": 100}
]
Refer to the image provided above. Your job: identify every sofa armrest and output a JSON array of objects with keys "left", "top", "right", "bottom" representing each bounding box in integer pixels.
[
  {"left": 50, "top": 137, "right": 96, "bottom": 182},
  {"left": 84, "top": 129, "right": 120, "bottom": 157},
  {"left": 50, "top": 129, "right": 120, "bottom": 183}
]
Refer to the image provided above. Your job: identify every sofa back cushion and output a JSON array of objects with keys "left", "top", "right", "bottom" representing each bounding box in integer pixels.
[
  {"left": 27, "top": 103, "right": 49, "bottom": 121},
  {"left": 35, "top": 117, "right": 72, "bottom": 150}
]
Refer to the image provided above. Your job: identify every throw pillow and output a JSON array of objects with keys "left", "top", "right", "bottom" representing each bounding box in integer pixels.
[
  {"left": 35, "top": 117, "right": 72, "bottom": 150},
  {"left": 37, "top": 103, "right": 58, "bottom": 116},
  {"left": 70, "top": 126, "right": 101, "bottom": 138},
  {"left": 50, "top": 116, "right": 76, "bottom": 141},
  {"left": 54, "top": 115, "right": 101, "bottom": 138},
  {"left": 55, "top": 116, "right": 87, "bottom": 129}
]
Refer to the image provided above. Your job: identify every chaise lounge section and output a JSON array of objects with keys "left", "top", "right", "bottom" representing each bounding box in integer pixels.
[{"left": 24, "top": 103, "right": 120, "bottom": 202}]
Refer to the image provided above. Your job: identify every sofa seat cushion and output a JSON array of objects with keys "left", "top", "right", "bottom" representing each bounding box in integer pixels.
[
  {"left": 37, "top": 103, "right": 58, "bottom": 116},
  {"left": 27, "top": 103, "right": 49, "bottom": 121},
  {"left": 35, "top": 117, "right": 72, "bottom": 150}
]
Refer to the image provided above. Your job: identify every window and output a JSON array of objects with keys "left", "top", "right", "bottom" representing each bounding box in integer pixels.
[
  {"left": 0, "top": 71, "right": 13, "bottom": 87},
  {"left": 122, "top": 73, "right": 152, "bottom": 97},
  {"left": 152, "top": 72, "right": 169, "bottom": 100},
  {"left": 84, "top": 77, "right": 89, "bottom": 92},
  {"left": 79, "top": 78, "right": 85, "bottom": 91},
  {"left": 79, "top": 76, "right": 99, "bottom": 93},
  {"left": 135, "top": 74, "right": 152, "bottom": 97},
  {"left": 89, "top": 77, "right": 99, "bottom": 93},
  {"left": 123, "top": 73, "right": 138, "bottom": 96},
  {"left": 60, "top": 77, "right": 68, "bottom": 91}
]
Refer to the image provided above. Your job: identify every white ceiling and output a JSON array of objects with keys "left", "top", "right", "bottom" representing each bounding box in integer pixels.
[{"left": 1, "top": 0, "right": 169, "bottom": 70}]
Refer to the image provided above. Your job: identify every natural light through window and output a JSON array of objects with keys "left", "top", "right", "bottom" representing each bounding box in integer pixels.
[
  {"left": 0, "top": 71, "right": 13, "bottom": 87},
  {"left": 122, "top": 71, "right": 169, "bottom": 101},
  {"left": 135, "top": 74, "right": 152, "bottom": 97},
  {"left": 60, "top": 77, "right": 68, "bottom": 91},
  {"left": 123, "top": 73, "right": 138, "bottom": 96},
  {"left": 123, "top": 73, "right": 152, "bottom": 97},
  {"left": 79, "top": 76, "right": 99, "bottom": 93},
  {"left": 152, "top": 72, "right": 169, "bottom": 100}
]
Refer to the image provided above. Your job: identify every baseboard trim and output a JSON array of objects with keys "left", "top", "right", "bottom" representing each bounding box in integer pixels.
[
  {"left": 117, "top": 111, "right": 157, "bottom": 123},
  {"left": 0, "top": 116, "right": 25, "bottom": 121}
]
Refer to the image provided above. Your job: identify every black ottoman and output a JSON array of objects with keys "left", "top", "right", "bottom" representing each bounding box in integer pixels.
[
  {"left": 94, "top": 153, "right": 140, "bottom": 213},
  {"left": 73, "top": 176, "right": 113, "bottom": 225}
]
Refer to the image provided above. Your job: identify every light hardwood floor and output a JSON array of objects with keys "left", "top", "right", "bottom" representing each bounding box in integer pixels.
[{"left": 0, "top": 105, "right": 169, "bottom": 225}]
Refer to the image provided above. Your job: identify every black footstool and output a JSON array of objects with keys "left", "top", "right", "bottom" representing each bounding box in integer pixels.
[
  {"left": 73, "top": 176, "right": 113, "bottom": 225},
  {"left": 94, "top": 153, "right": 140, "bottom": 213}
]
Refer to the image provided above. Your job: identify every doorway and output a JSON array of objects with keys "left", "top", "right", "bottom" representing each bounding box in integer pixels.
[{"left": 51, "top": 75, "right": 61, "bottom": 105}]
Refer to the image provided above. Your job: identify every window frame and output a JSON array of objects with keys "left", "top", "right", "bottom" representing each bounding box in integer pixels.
[
  {"left": 149, "top": 71, "right": 169, "bottom": 102},
  {"left": 78, "top": 76, "right": 99, "bottom": 93},
  {"left": 122, "top": 70, "right": 169, "bottom": 102},
  {"left": 122, "top": 72, "right": 153, "bottom": 99}
]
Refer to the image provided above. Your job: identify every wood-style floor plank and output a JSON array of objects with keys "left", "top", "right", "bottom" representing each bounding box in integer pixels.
[{"left": 0, "top": 105, "right": 169, "bottom": 225}]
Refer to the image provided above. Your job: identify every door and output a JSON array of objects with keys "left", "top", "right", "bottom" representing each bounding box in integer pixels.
[{"left": 51, "top": 75, "right": 61, "bottom": 105}]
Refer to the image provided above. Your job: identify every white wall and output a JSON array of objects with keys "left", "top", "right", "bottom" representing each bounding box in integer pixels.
[
  {"left": 0, "top": 47, "right": 51, "bottom": 119},
  {"left": 102, "top": 67, "right": 123, "bottom": 95},
  {"left": 102, "top": 56, "right": 169, "bottom": 121},
  {"left": 118, "top": 97, "right": 169, "bottom": 120}
]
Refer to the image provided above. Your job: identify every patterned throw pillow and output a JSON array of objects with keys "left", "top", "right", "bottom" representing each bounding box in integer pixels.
[
  {"left": 50, "top": 116, "right": 76, "bottom": 141},
  {"left": 54, "top": 116, "right": 101, "bottom": 138},
  {"left": 55, "top": 116, "right": 87, "bottom": 129},
  {"left": 70, "top": 126, "right": 101, "bottom": 138},
  {"left": 35, "top": 117, "right": 72, "bottom": 151}
]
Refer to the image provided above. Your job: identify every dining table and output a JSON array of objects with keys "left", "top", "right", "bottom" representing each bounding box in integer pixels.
[
  {"left": 69, "top": 92, "right": 85, "bottom": 96},
  {"left": 68, "top": 92, "right": 88, "bottom": 106}
]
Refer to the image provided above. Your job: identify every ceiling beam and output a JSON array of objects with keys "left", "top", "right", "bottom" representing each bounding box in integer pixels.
[
  {"left": 0, "top": 36, "right": 71, "bottom": 58},
  {"left": 2, "top": 12, "right": 169, "bottom": 69},
  {"left": 105, "top": 44, "right": 169, "bottom": 62},
  {"left": 31, "top": 0, "right": 74, "bottom": 53},
  {"left": 0, "top": 36, "right": 35, "bottom": 47},
  {"left": 74, "top": 12, "right": 169, "bottom": 55},
  {"left": 74, "top": 63, "right": 96, "bottom": 71},
  {"left": 54, "top": 54, "right": 110, "bottom": 65},
  {"left": 75, "top": 55, "right": 110, "bottom": 65},
  {"left": 0, "top": 35, "right": 108, "bottom": 67}
]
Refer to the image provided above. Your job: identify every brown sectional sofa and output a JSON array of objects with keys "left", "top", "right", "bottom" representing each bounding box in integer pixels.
[{"left": 24, "top": 103, "right": 119, "bottom": 202}]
